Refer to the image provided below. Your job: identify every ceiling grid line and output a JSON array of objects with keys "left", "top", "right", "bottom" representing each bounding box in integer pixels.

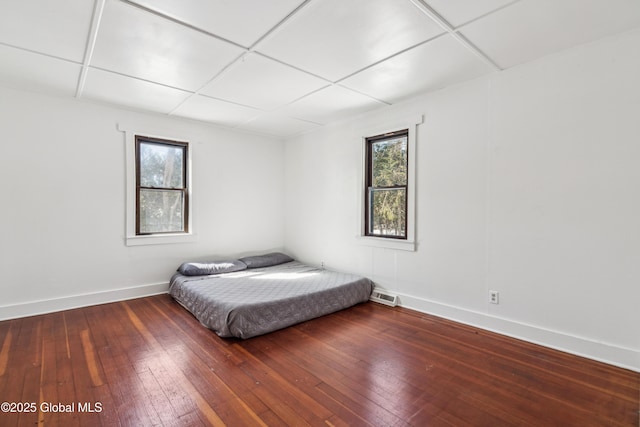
[
  {"left": 166, "top": 50, "right": 248, "bottom": 116},
  {"left": 253, "top": 51, "right": 333, "bottom": 84},
  {"left": 247, "top": 0, "right": 317, "bottom": 52},
  {"left": 452, "top": 0, "right": 524, "bottom": 31},
  {"left": 166, "top": 0, "right": 321, "bottom": 121},
  {"left": 118, "top": 0, "right": 249, "bottom": 50},
  {"left": 407, "top": 0, "right": 502, "bottom": 71},
  {"left": 234, "top": 83, "right": 333, "bottom": 128},
  {"left": 0, "top": 41, "right": 79, "bottom": 65},
  {"left": 88, "top": 65, "right": 195, "bottom": 94},
  {"left": 334, "top": 32, "right": 449, "bottom": 84},
  {"left": 76, "top": 0, "right": 106, "bottom": 98}
]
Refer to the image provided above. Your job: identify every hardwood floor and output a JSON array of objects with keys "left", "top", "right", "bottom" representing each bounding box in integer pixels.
[{"left": 0, "top": 295, "right": 637, "bottom": 426}]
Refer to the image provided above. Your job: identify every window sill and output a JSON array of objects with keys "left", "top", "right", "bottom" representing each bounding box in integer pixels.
[
  {"left": 126, "top": 233, "right": 198, "bottom": 247},
  {"left": 356, "top": 236, "right": 416, "bottom": 251}
]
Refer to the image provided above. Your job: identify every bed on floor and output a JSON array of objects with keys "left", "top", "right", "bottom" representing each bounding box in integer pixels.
[{"left": 169, "top": 252, "right": 373, "bottom": 339}]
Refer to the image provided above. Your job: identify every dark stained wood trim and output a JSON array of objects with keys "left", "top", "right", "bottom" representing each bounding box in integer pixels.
[
  {"left": 365, "top": 129, "right": 409, "bottom": 240},
  {"left": 0, "top": 295, "right": 637, "bottom": 426},
  {"left": 135, "top": 135, "right": 189, "bottom": 236}
]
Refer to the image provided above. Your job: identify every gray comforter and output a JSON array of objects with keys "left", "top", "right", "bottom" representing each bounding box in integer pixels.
[{"left": 169, "top": 261, "right": 373, "bottom": 338}]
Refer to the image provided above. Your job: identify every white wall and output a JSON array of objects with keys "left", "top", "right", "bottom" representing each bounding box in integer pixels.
[
  {"left": 0, "top": 87, "right": 285, "bottom": 318},
  {"left": 284, "top": 30, "right": 640, "bottom": 371}
]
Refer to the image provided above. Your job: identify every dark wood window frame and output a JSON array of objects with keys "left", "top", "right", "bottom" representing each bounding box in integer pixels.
[
  {"left": 364, "top": 129, "right": 409, "bottom": 240},
  {"left": 135, "top": 135, "right": 189, "bottom": 236}
]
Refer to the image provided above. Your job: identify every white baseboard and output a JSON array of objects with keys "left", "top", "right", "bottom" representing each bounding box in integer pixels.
[
  {"left": 397, "top": 292, "right": 639, "bottom": 373},
  {"left": 0, "top": 282, "right": 169, "bottom": 321}
]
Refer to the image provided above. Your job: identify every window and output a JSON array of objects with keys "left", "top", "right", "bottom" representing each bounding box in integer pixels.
[
  {"left": 365, "top": 130, "right": 408, "bottom": 239},
  {"left": 119, "top": 123, "right": 196, "bottom": 246},
  {"left": 358, "top": 115, "right": 420, "bottom": 251},
  {"left": 135, "top": 136, "right": 189, "bottom": 235}
]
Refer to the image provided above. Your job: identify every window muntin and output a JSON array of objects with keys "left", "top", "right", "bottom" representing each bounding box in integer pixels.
[
  {"left": 135, "top": 136, "right": 189, "bottom": 235},
  {"left": 365, "top": 130, "right": 408, "bottom": 239}
]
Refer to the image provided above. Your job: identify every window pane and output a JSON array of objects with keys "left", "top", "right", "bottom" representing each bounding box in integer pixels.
[
  {"left": 139, "top": 142, "right": 184, "bottom": 188},
  {"left": 139, "top": 189, "right": 185, "bottom": 233},
  {"left": 371, "top": 136, "right": 407, "bottom": 187},
  {"left": 368, "top": 188, "right": 406, "bottom": 237}
]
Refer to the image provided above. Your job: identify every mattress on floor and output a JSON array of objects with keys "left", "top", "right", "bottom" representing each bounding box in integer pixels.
[{"left": 169, "top": 261, "right": 373, "bottom": 338}]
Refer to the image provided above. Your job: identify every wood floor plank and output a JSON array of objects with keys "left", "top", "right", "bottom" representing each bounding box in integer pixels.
[
  {"left": 233, "top": 345, "right": 330, "bottom": 425},
  {"left": 121, "top": 300, "right": 230, "bottom": 426},
  {"left": 15, "top": 316, "right": 42, "bottom": 427},
  {"left": 53, "top": 312, "right": 82, "bottom": 427},
  {"left": 0, "top": 323, "right": 13, "bottom": 377},
  {"left": 37, "top": 313, "right": 60, "bottom": 427},
  {"left": 85, "top": 303, "right": 162, "bottom": 427},
  {"left": 239, "top": 336, "right": 374, "bottom": 425},
  {"left": 0, "top": 295, "right": 637, "bottom": 427},
  {"left": 326, "top": 304, "right": 639, "bottom": 426},
  {"left": 62, "top": 308, "right": 108, "bottom": 427},
  {"left": 0, "top": 320, "right": 15, "bottom": 400},
  {"left": 127, "top": 297, "right": 271, "bottom": 426}
]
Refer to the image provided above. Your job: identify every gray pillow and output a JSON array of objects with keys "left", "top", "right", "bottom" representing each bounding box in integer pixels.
[
  {"left": 239, "top": 252, "right": 294, "bottom": 269},
  {"left": 178, "top": 259, "right": 247, "bottom": 276}
]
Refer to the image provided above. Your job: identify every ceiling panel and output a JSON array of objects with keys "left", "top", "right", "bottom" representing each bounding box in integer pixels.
[
  {"left": 239, "top": 113, "right": 321, "bottom": 137},
  {"left": 83, "top": 68, "right": 192, "bottom": 114},
  {"left": 127, "top": 0, "right": 307, "bottom": 47},
  {"left": 342, "top": 34, "right": 494, "bottom": 104},
  {"left": 171, "top": 95, "right": 261, "bottom": 128},
  {"left": 257, "top": 0, "right": 445, "bottom": 81},
  {"left": 0, "top": 0, "right": 94, "bottom": 62},
  {"left": 280, "top": 86, "right": 386, "bottom": 125},
  {"left": 91, "top": 0, "right": 245, "bottom": 91},
  {"left": 0, "top": 45, "right": 81, "bottom": 96},
  {"left": 425, "top": 0, "right": 515, "bottom": 28},
  {"left": 460, "top": 0, "right": 640, "bottom": 69},
  {"left": 201, "top": 53, "right": 329, "bottom": 111}
]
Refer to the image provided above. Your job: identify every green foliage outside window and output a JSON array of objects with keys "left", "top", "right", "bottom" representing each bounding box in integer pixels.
[
  {"left": 367, "top": 132, "right": 408, "bottom": 238},
  {"left": 136, "top": 137, "right": 188, "bottom": 234}
]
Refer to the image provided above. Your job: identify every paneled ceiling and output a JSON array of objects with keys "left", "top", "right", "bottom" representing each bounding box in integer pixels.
[{"left": 2, "top": 0, "right": 640, "bottom": 138}]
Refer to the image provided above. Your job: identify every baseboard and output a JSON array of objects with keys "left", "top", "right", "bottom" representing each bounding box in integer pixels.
[
  {"left": 397, "top": 292, "right": 639, "bottom": 373},
  {"left": 0, "top": 282, "right": 169, "bottom": 321}
]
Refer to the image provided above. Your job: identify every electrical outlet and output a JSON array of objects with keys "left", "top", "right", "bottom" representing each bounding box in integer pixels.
[{"left": 489, "top": 290, "right": 499, "bottom": 304}]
